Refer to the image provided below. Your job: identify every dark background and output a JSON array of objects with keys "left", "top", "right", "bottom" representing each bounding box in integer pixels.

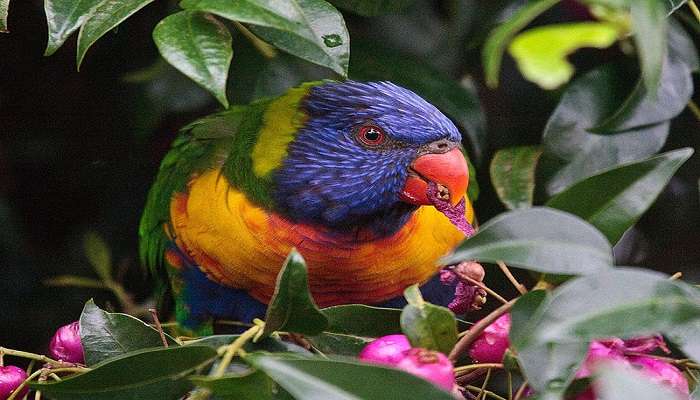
[{"left": 1, "top": 1, "right": 698, "bottom": 355}]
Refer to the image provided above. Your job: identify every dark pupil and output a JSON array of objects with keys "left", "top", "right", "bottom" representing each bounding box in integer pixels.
[{"left": 365, "top": 128, "right": 380, "bottom": 141}]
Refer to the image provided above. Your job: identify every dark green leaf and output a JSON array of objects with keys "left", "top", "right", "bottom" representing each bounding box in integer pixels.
[
  {"left": 76, "top": 0, "right": 155, "bottom": 69},
  {"left": 482, "top": 0, "right": 561, "bottom": 88},
  {"left": 322, "top": 304, "right": 402, "bottom": 337},
  {"left": 400, "top": 285, "right": 457, "bottom": 355},
  {"left": 591, "top": 22, "right": 695, "bottom": 132},
  {"left": 83, "top": 231, "right": 112, "bottom": 283},
  {"left": 263, "top": 249, "right": 329, "bottom": 336},
  {"left": 596, "top": 363, "right": 682, "bottom": 400},
  {"left": 547, "top": 148, "right": 693, "bottom": 244},
  {"left": 490, "top": 145, "right": 543, "bottom": 210},
  {"left": 247, "top": 353, "right": 455, "bottom": 399},
  {"left": 630, "top": 0, "right": 667, "bottom": 92},
  {"left": 186, "top": 334, "right": 312, "bottom": 355},
  {"left": 79, "top": 299, "right": 177, "bottom": 366},
  {"left": 31, "top": 346, "right": 217, "bottom": 399},
  {"left": 328, "top": 0, "right": 414, "bottom": 16},
  {"left": 1, "top": 0, "right": 8, "bottom": 32},
  {"left": 509, "top": 290, "right": 549, "bottom": 349},
  {"left": 513, "top": 268, "right": 700, "bottom": 393},
  {"left": 153, "top": 11, "right": 232, "bottom": 107},
  {"left": 191, "top": 370, "right": 274, "bottom": 400},
  {"left": 308, "top": 333, "right": 373, "bottom": 356},
  {"left": 443, "top": 207, "right": 613, "bottom": 275},
  {"left": 542, "top": 64, "right": 669, "bottom": 196},
  {"left": 179, "top": 0, "right": 308, "bottom": 31},
  {"left": 44, "top": 0, "right": 104, "bottom": 56},
  {"left": 350, "top": 42, "right": 486, "bottom": 163}
]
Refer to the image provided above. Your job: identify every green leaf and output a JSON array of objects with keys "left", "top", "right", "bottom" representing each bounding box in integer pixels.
[
  {"left": 547, "top": 148, "right": 693, "bottom": 244},
  {"left": 1, "top": 0, "right": 8, "bottom": 32},
  {"left": 44, "top": 0, "right": 104, "bottom": 56},
  {"left": 308, "top": 333, "right": 373, "bottom": 356},
  {"left": 247, "top": 353, "right": 456, "bottom": 399},
  {"left": 541, "top": 64, "right": 670, "bottom": 196},
  {"left": 509, "top": 290, "right": 549, "bottom": 348},
  {"left": 328, "top": 0, "right": 415, "bottom": 16},
  {"left": 76, "top": 0, "right": 155, "bottom": 69},
  {"left": 263, "top": 249, "right": 329, "bottom": 336},
  {"left": 509, "top": 22, "right": 619, "bottom": 89},
  {"left": 79, "top": 299, "right": 178, "bottom": 366},
  {"left": 482, "top": 0, "right": 562, "bottom": 88},
  {"left": 83, "top": 231, "right": 112, "bottom": 283},
  {"left": 512, "top": 268, "right": 700, "bottom": 393},
  {"left": 44, "top": 275, "right": 108, "bottom": 289},
  {"left": 190, "top": 370, "right": 274, "bottom": 400},
  {"left": 490, "top": 145, "right": 543, "bottom": 210},
  {"left": 443, "top": 207, "right": 613, "bottom": 275},
  {"left": 179, "top": 0, "right": 308, "bottom": 31},
  {"left": 187, "top": 334, "right": 312, "bottom": 355},
  {"left": 31, "top": 346, "right": 217, "bottom": 400},
  {"left": 400, "top": 285, "right": 458, "bottom": 354},
  {"left": 322, "top": 304, "right": 402, "bottom": 337},
  {"left": 350, "top": 42, "right": 486, "bottom": 163},
  {"left": 596, "top": 362, "right": 684, "bottom": 400},
  {"left": 152, "top": 11, "right": 232, "bottom": 107},
  {"left": 630, "top": 0, "right": 667, "bottom": 93}
]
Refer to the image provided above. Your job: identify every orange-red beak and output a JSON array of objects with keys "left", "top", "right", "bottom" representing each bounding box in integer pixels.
[{"left": 400, "top": 147, "right": 469, "bottom": 206}]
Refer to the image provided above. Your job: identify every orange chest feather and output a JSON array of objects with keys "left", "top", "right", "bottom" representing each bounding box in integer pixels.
[{"left": 170, "top": 169, "right": 474, "bottom": 306}]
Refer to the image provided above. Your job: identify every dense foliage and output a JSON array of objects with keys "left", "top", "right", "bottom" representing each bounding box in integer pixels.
[{"left": 0, "top": 0, "right": 699, "bottom": 400}]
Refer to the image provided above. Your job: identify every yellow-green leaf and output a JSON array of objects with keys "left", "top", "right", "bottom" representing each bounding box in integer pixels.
[{"left": 509, "top": 22, "right": 619, "bottom": 90}]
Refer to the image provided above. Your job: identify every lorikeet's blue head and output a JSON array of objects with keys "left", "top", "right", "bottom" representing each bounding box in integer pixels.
[{"left": 272, "top": 81, "right": 470, "bottom": 235}]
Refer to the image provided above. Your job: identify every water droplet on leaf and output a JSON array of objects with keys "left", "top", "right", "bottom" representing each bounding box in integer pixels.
[{"left": 322, "top": 34, "right": 343, "bottom": 48}]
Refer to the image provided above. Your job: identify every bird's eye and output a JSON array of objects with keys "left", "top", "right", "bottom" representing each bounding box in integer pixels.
[{"left": 357, "top": 125, "right": 386, "bottom": 146}]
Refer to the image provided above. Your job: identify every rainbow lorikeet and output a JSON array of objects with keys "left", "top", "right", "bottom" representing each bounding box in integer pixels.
[{"left": 140, "top": 80, "right": 478, "bottom": 333}]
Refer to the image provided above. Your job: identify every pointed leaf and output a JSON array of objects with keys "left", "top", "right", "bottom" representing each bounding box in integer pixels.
[
  {"left": 31, "top": 346, "right": 217, "bottom": 400},
  {"left": 76, "top": 0, "right": 155, "bottom": 69},
  {"left": 190, "top": 370, "right": 274, "bottom": 400},
  {"left": 631, "top": 0, "right": 667, "bottom": 92},
  {"left": 263, "top": 249, "right": 329, "bottom": 336},
  {"left": 482, "top": 0, "right": 561, "bottom": 88},
  {"left": 83, "top": 231, "right": 112, "bottom": 283},
  {"left": 153, "top": 11, "right": 232, "bottom": 107},
  {"left": 547, "top": 148, "right": 693, "bottom": 244},
  {"left": 79, "top": 299, "right": 178, "bottom": 366},
  {"left": 490, "top": 145, "right": 543, "bottom": 210},
  {"left": 322, "top": 305, "right": 402, "bottom": 337},
  {"left": 328, "top": 0, "right": 415, "bottom": 16},
  {"left": 443, "top": 207, "right": 613, "bottom": 275},
  {"left": 247, "top": 354, "right": 456, "bottom": 399},
  {"left": 308, "top": 333, "right": 373, "bottom": 356},
  {"left": 1, "top": 0, "right": 9, "bottom": 32},
  {"left": 44, "top": 0, "right": 104, "bottom": 56},
  {"left": 400, "top": 285, "right": 458, "bottom": 354}
]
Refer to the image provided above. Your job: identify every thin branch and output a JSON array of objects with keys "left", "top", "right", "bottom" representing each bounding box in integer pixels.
[
  {"left": 455, "top": 271, "right": 509, "bottom": 305},
  {"left": 687, "top": 100, "right": 700, "bottom": 123},
  {"left": 449, "top": 299, "right": 516, "bottom": 362},
  {"left": 231, "top": 21, "right": 277, "bottom": 59},
  {"left": 688, "top": 1, "right": 700, "bottom": 24},
  {"left": 496, "top": 261, "right": 527, "bottom": 295},
  {"left": 513, "top": 380, "right": 530, "bottom": 400},
  {"left": 149, "top": 309, "right": 169, "bottom": 348},
  {"left": 454, "top": 363, "right": 504, "bottom": 375}
]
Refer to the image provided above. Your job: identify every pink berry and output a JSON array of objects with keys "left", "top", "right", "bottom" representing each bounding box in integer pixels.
[
  {"left": 628, "top": 356, "right": 689, "bottom": 398},
  {"left": 395, "top": 348, "right": 455, "bottom": 391},
  {"left": 358, "top": 334, "right": 412, "bottom": 366},
  {"left": 48, "top": 321, "right": 84, "bottom": 364},
  {"left": 468, "top": 313, "right": 511, "bottom": 363},
  {"left": 575, "top": 339, "right": 628, "bottom": 379},
  {"left": 0, "top": 365, "right": 29, "bottom": 400}
]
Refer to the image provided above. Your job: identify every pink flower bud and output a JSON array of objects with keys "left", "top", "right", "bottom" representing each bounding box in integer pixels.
[
  {"left": 48, "top": 321, "right": 84, "bottom": 364},
  {"left": 468, "top": 313, "right": 511, "bottom": 363},
  {"left": 395, "top": 348, "right": 455, "bottom": 391},
  {"left": 628, "top": 356, "right": 689, "bottom": 398},
  {"left": 358, "top": 334, "right": 412, "bottom": 366},
  {"left": 0, "top": 365, "right": 29, "bottom": 400}
]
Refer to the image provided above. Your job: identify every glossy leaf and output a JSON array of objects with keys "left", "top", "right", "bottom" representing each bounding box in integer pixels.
[
  {"left": 630, "top": 0, "right": 667, "bottom": 92},
  {"left": 512, "top": 268, "right": 700, "bottom": 393},
  {"left": 190, "top": 370, "right": 274, "bottom": 400},
  {"left": 509, "top": 22, "right": 618, "bottom": 89},
  {"left": 328, "top": 0, "right": 414, "bottom": 16},
  {"left": 509, "top": 289, "right": 549, "bottom": 349},
  {"left": 542, "top": 64, "right": 670, "bottom": 196},
  {"left": 263, "top": 249, "right": 329, "bottom": 336},
  {"left": 79, "top": 299, "right": 177, "bottom": 366},
  {"left": 247, "top": 353, "right": 455, "bottom": 399},
  {"left": 152, "top": 11, "right": 232, "bottom": 107},
  {"left": 443, "top": 207, "right": 613, "bottom": 275},
  {"left": 308, "top": 333, "right": 373, "bottom": 356},
  {"left": 180, "top": 0, "right": 309, "bottom": 31},
  {"left": 350, "top": 42, "right": 486, "bottom": 163},
  {"left": 1, "top": 0, "right": 8, "bottom": 32},
  {"left": 187, "top": 334, "right": 312, "bottom": 355},
  {"left": 322, "top": 304, "right": 402, "bottom": 337},
  {"left": 76, "top": 0, "right": 155, "bottom": 69},
  {"left": 83, "top": 231, "right": 112, "bottom": 282},
  {"left": 596, "top": 363, "right": 684, "bottom": 400},
  {"left": 490, "top": 145, "right": 543, "bottom": 210},
  {"left": 482, "top": 0, "right": 561, "bottom": 88},
  {"left": 44, "top": 0, "right": 104, "bottom": 56},
  {"left": 547, "top": 148, "right": 693, "bottom": 244},
  {"left": 31, "top": 346, "right": 217, "bottom": 400},
  {"left": 400, "top": 285, "right": 458, "bottom": 354}
]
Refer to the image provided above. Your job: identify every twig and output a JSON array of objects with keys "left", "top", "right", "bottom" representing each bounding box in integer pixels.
[
  {"left": 496, "top": 261, "right": 527, "bottom": 295},
  {"left": 688, "top": 1, "right": 700, "bottom": 24},
  {"left": 449, "top": 299, "right": 516, "bottom": 362},
  {"left": 454, "top": 272, "right": 508, "bottom": 305},
  {"left": 0, "top": 348, "right": 85, "bottom": 369},
  {"left": 507, "top": 371, "right": 513, "bottom": 400},
  {"left": 513, "top": 380, "right": 529, "bottom": 400},
  {"left": 149, "top": 309, "right": 169, "bottom": 348},
  {"left": 669, "top": 272, "right": 683, "bottom": 280},
  {"left": 231, "top": 21, "right": 277, "bottom": 59},
  {"left": 464, "top": 385, "right": 507, "bottom": 400},
  {"left": 476, "top": 369, "right": 492, "bottom": 400},
  {"left": 454, "top": 363, "right": 503, "bottom": 375}
]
